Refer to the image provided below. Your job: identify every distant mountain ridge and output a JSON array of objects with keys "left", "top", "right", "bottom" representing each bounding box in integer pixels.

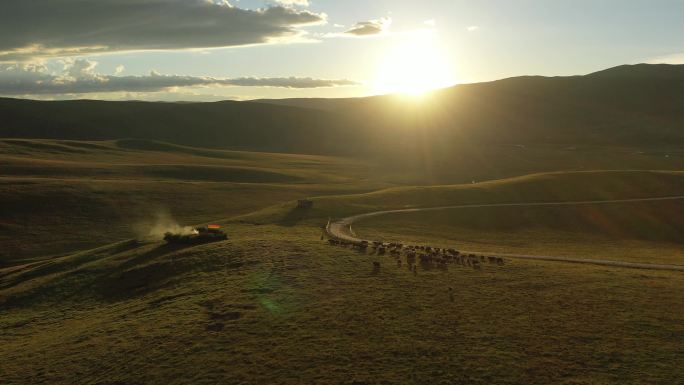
[
  {"left": 587, "top": 63, "right": 684, "bottom": 79},
  {"left": 257, "top": 64, "right": 684, "bottom": 111},
  {"left": 1, "top": 64, "right": 683, "bottom": 154},
  {"left": 0, "top": 98, "right": 362, "bottom": 154}
]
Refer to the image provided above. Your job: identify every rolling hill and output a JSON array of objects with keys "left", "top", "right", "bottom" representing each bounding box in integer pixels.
[
  {"left": 239, "top": 170, "right": 684, "bottom": 225},
  {"left": 0, "top": 138, "right": 380, "bottom": 265},
  {"left": 260, "top": 63, "right": 684, "bottom": 147},
  {"left": 2, "top": 207, "right": 684, "bottom": 384},
  {"left": 2, "top": 64, "right": 684, "bottom": 155},
  {"left": 0, "top": 99, "right": 362, "bottom": 155},
  {"left": 2, "top": 64, "right": 684, "bottom": 384}
]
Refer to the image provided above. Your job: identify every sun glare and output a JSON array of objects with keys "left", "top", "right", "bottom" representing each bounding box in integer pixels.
[{"left": 372, "top": 30, "right": 456, "bottom": 96}]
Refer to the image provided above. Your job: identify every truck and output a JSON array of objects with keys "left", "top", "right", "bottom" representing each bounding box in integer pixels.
[{"left": 164, "top": 224, "right": 228, "bottom": 244}]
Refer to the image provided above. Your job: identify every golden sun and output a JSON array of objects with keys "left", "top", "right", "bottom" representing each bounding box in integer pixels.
[{"left": 372, "top": 30, "right": 456, "bottom": 96}]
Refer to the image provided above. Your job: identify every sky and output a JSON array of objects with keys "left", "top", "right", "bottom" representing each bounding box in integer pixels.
[{"left": 0, "top": 0, "right": 683, "bottom": 101}]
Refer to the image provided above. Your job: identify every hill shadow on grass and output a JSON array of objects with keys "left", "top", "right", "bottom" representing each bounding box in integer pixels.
[
  {"left": 96, "top": 243, "right": 198, "bottom": 300},
  {"left": 116, "top": 243, "right": 192, "bottom": 271},
  {"left": 0, "top": 240, "right": 144, "bottom": 292},
  {"left": 1, "top": 242, "right": 213, "bottom": 307}
]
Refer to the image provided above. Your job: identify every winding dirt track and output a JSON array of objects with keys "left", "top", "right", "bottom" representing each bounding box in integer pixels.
[{"left": 326, "top": 196, "right": 684, "bottom": 272}]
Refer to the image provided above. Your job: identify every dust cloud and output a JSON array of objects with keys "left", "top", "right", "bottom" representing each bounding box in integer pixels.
[{"left": 135, "top": 211, "right": 196, "bottom": 241}]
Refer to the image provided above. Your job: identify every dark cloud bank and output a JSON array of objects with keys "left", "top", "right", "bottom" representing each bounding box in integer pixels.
[
  {"left": 0, "top": 0, "right": 326, "bottom": 61},
  {"left": 0, "top": 1, "right": 370, "bottom": 96}
]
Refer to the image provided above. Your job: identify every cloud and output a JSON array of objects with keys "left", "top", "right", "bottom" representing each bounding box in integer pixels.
[
  {"left": 343, "top": 18, "right": 392, "bottom": 37},
  {"left": 63, "top": 58, "right": 98, "bottom": 79},
  {"left": 227, "top": 77, "right": 358, "bottom": 88},
  {"left": 466, "top": 25, "right": 480, "bottom": 32},
  {"left": 0, "top": 60, "right": 359, "bottom": 95},
  {"left": 115, "top": 65, "right": 125, "bottom": 75},
  {"left": 0, "top": 0, "right": 326, "bottom": 61},
  {"left": 274, "top": 0, "right": 310, "bottom": 6}
]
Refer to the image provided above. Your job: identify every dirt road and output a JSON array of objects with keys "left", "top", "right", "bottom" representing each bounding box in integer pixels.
[{"left": 326, "top": 196, "right": 684, "bottom": 272}]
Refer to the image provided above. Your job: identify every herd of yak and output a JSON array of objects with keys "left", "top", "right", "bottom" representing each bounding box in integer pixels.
[{"left": 326, "top": 238, "right": 505, "bottom": 273}]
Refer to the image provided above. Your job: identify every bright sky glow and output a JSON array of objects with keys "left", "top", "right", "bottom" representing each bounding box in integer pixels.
[
  {"left": 372, "top": 29, "right": 457, "bottom": 96},
  {"left": 0, "top": 0, "right": 682, "bottom": 101}
]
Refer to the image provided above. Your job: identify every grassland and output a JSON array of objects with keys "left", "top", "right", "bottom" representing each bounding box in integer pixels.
[
  {"left": 2, "top": 65, "right": 684, "bottom": 383},
  {"left": 0, "top": 138, "right": 382, "bottom": 265},
  {"left": 242, "top": 170, "right": 684, "bottom": 226},
  {"left": 1, "top": 135, "right": 684, "bottom": 384},
  {"left": 5, "top": 65, "right": 684, "bottom": 152},
  {"left": 2, "top": 222, "right": 683, "bottom": 384},
  {"left": 245, "top": 169, "right": 684, "bottom": 267},
  {"left": 353, "top": 200, "right": 684, "bottom": 265},
  {"left": 5, "top": 137, "right": 682, "bottom": 266},
  {"left": 0, "top": 140, "right": 684, "bottom": 385}
]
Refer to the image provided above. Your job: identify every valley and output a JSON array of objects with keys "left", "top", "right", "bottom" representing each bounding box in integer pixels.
[{"left": 1, "top": 64, "right": 683, "bottom": 385}]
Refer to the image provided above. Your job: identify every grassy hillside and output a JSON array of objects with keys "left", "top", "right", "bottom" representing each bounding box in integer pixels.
[
  {"left": 3, "top": 64, "right": 684, "bottom": 155},
  {"left": 241, "top": 169, "right": 684, "bottom": 264},
  {"left": 354, "top": 199, "right": 684, "bottom": 265},
  {"left": 2, "top": 139, "right": 682, "bottom": 385},
  {"left": 1, "top": 222, "right": 683, "bottom": 384},
  {"left": 0, "top": 139, "right": 382, "bottom": 265},
  {"left": 4, "top": 137, "right": 681, "bottom": 265},
  {"left": 2, "top": 64, "right": 683, "bottom": 385},
  {"left": 425, "top": 63, "right": 684, "bottom": 146},
  {"left": 260, "top": 64, "right": 684, "bottom": 147},
  {"left": 369, "top": 143, "right": 683, "bottom": 185},
  {"left": 241, "top": 170, "right": 684, "bottom": 225},
  {"left": 0, "top": 99, "right": 364, "bottom": 154}
]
